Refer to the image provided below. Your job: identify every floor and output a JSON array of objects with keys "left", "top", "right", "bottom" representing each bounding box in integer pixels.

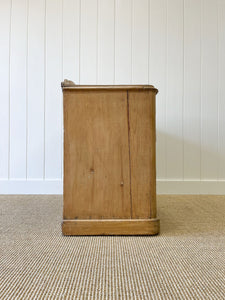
[{"left": 0, "top": 195, "right": 224, "bottom": 299}]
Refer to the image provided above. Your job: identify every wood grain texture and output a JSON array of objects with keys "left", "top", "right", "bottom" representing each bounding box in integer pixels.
[
  {"left": 62, "top": 218, "right": 160, "bottom": 236},
  {"left": 63, "top": 90, "right": 131, "bottom": 219},
  {"left": 61, "top": 81, "right": 157, "bottom": 91},
  {"left": 63, "top": 86, "right": 158, "bottom": 235},
  {"left": 128, "top": 90, "right": 156, "bottom": 219}
]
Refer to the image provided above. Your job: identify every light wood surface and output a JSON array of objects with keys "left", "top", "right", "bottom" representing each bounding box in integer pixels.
[
  {"left": 63, "top": 84, "right": 159, "bottom": 235},
  {"left": 61, "top": 79, "right": 158, "bottom": 92},
  {"left": 63, "top": 90, "right": 131, "bottom": 219},
  {"left": 62, "top": 218, "right": 160, "bottom": 236},
  {"left": 129, "top": 91, "right": 156, "bottom": 219}
]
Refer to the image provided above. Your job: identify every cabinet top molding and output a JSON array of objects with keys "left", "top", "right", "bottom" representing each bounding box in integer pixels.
[{"left": 61, "top": 79, "right": 158, "bottom": 93}]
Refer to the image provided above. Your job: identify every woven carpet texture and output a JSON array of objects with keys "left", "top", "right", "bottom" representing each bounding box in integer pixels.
[{"left": 0, "top": 195, "right": 224, "bottom": 299}]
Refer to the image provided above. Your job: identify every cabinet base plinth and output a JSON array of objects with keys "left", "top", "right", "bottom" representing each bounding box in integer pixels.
[{"left": 62, "top": 218, "right": 160, "bottom": 236}]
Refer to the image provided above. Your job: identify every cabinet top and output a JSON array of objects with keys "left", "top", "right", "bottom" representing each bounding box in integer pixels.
[{"left": 61, "top": 80, "right": 158, "bottom": 93}]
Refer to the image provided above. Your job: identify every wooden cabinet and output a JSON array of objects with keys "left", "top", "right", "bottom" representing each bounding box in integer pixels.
[{"left": 61, "top": 80, "right": 159, "bottom": 235}]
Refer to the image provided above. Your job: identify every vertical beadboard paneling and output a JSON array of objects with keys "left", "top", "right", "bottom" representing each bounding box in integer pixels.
[
  {"left": 62, "top": 0, "right": 80, "bottom": 83},
  {"left": 27, "top": 0, "right": 45, "bottom": 179},
  {"left": 45, "top": 0, "right": 62, "bottom": 179},
  {"left": 166, "top": 0, "right": 184, "bottom": 179},
  {"left": 150, "top": 0, "right": 167, "bottom": 179},
  {"left": 80, "top": 0, "right": 98, "bottom": 84},
  {"left": 183, "top": 0, "right": 201, "bottom": 179},
  {"left": 218, "top": 0, "right": 225, "bottom": 180},
  {"left": 115, "top": 0, "right": 132, "bottom": 84},
  {"left": 1, "top": 0, "right": 225, "bottom": 194},
  {"left": 10, "top": 0, "right": 28, "bottom": 179},
  {"left": 98, "top": 0, "right": 115, "bottom": 84},
  {"left": 0, "top": 0, "right": 11, "bottom": 179},
  {"left": 201, "top": 0, "right": 218, "bottom": 180},
  {"left": 132, "top": 0, "right": 148, "bottom": 84}
]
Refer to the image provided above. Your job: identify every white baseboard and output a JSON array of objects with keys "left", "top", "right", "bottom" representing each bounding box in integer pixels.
[
  {"left": 0, "top": 179, "right": 225, "bottom": 195},
  {"left": 157, "top": 180, "right": 225, "bottom": 194},
  {"left": 0, "top": 179, "right": 63, "bottom": 194}
]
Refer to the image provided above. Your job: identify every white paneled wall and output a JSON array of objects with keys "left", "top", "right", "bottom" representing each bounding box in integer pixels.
[{"left": 0, "top": 0, "right": 225, "bottom": 194}]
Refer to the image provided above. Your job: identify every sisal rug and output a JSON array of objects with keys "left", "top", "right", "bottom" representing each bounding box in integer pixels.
[{"left": 0, "top": 195, "right": 224, "bottom": 299}]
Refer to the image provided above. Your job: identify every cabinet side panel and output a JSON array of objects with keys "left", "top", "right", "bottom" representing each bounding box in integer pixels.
[
  {"left": 128, "top": 90, "right": 156, "bottom": 218},
  {"left": 63, "top": 90, "right": 131, "bottom": 219}
]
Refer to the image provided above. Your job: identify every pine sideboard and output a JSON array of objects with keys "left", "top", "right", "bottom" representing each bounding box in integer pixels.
[{"left": 61, "top": 80, "right": 159, "bottom": 235}]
